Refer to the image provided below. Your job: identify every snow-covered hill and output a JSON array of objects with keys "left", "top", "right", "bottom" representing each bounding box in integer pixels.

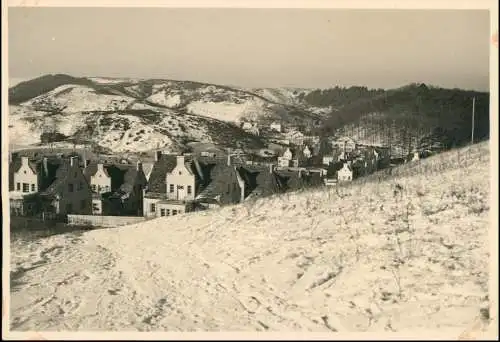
[
  {"left": 9, "top": 142, "right": 492, "bottom": 334},
  {"left": 8, "top": 75, "right": 324, "bottom": 153}
]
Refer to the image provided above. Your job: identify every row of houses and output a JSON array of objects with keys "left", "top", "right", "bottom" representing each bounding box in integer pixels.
[
  {"left": 9, "top": 134, "right": 429, "bottom": 221},
  {"left": 8, "top": 148, "right": 328, "bottom": 220},
  {"left": 8, "top": 153, "right": 149, "bottom": 218}
]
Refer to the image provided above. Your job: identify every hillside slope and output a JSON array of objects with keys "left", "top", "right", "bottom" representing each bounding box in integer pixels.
[
  {"left": 9, "top": 141, "right": 492, "bottom": 333},
  {"left": 8, "top": 76, "right": 489, "bottom": 156},
  {"left": 317, "top": 84, "right": 490, "bottom": 153},
  {"left": 8, "top": 75, "right": 321, "bottom": 152}
]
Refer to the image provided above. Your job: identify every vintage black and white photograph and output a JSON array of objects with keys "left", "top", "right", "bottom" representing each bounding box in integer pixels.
[{"left": 3, "top": 2, "right": 497, "bottom": 338}]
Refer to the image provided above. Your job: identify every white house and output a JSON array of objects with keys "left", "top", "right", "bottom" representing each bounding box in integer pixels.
[
  {"left": 246, "top": 126, "right": 260, "bottom": 136},
  {"left": 12, "top": 156, "right": 39, "bottom": 194},
  {"left": 282, "top": 147, "right": 293, "bottom": 160},
  {"left": 337, "top": 162, "right": 353, "bottom": 182},
  {"left": 303, "top": 146, "right": 312, "bottom": 159},
  {"left": 241, "top": 122, "right": 254, "bottom": 130},
  {"left": 89, "top": 163, "right": 112, "bottom": 194},
  {"left": 270, "top": 122, "right": 282, "bottom": 132},
  {"left": 166, "top": 155, "right": 196, "bottom": 201},
  {"left": 322, "top": 155, "right": 335, "bottom": 165}
]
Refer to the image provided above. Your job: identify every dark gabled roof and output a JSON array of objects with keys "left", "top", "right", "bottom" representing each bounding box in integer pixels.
[
  {"left": 241, "top": 166, "right": 287, "bottom": 198},
  {"left": 196, "top": 163, "right": 242, "bottom": 201},
  {"left": 146, "top": 154, "right": 178, "bottom": 193},
  {"left": 117, "top": 165, "right": 144, "bottom": 194},
  {"left": 275, "top": 169, "right": 306, "bottom": 191},
  {"left": 326, "top": 161, "right": 344, "bottom": 178},
  {"left": 303, "top": 171, "right": 324, "bottom": 187},
  {"left": 40, "top": 159, "right": 72, "bottom": 197}
]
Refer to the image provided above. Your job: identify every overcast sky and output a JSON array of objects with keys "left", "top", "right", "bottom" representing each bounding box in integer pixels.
[{"left": 8, "top": 8, "right": 490, "bottom": 91}]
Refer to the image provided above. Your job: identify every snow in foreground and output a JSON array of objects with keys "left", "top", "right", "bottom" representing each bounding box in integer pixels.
[{"left": 9, "top": 143, "right": 492, "bottom": 333}]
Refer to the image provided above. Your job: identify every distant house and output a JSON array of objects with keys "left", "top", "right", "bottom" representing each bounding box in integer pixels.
[
  {"left": 333, "top": 137, "right": 357, "bottom": 153},
  {"left": 143, "top": 151, "right": 213, "bottom": 218},
  {"left": 289, "top": 131, "right": 305, "bottom": 146},
  {"left": 337, "top": 162, "right": 353, "bottom": 182},
  {"left": 270, "top": 122, "right": 282, "bottom": 132},
  {"left": 322, "top": 155, "right": 335, "bottom": 166},
  {"left": 241, "top": 122, "right": 254, "bottom": 130},
  {"left": 278, "top": 147, "right": 293, "bottom": 168},
  {"left": 302, "top": 145, "right": 312, "bottom": 159},
  {"left": 282, "top": 147, "right": 293, "bottom": 160},
  {"left": 9, "top": 155, "right": 93, "bottom": 217},
  {"left": 200, "top": 151, "right": 217, "bottom": 158}
]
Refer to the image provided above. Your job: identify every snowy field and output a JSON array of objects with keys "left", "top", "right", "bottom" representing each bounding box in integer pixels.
[{"left": 7, "top": 142, "right": 494, "bottom": 335}]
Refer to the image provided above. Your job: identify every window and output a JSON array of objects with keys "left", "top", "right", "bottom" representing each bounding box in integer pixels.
[
  {"left": 177, "top": 185, "right": 184, "bottom": 190},
  {"left": 160, "top": 209, "right": 166, "bottom": 216},
  {"left": 178, "top": 210, "right": 182, "bottom": 214},
  {"left": 166, "top": 209, "right": 170, "bottom": 216},
  {"left": 80, "top": 200, "right": 86, "bottom": 209},
  {"left": 92, "top": 184, "right": 97, "bottom": 192},
  {"left": 68, "top": 183, "right": 74, "bottom": 192},
  {"left": 66, "top": 203, "right": 73, "bottom": 213},
  {"left": 172, "top": 210, "right": 178, "bottom": 216},
  {"left": 179, "top": 171, "right": 182, "bottom": 175},
  {"left": 169, "top": 184, "right": 174, "bottom": 193},
  {"left": 150, "top": 203, "right": 156, "bottom": 212},
  {"left": 78, "top": 182, "right": 83, "bottom": 191},
  {"left": 16, "top": 183, "right": 20, "bottom": 191},
  {"left": 31, "top": 184, "right": 36, "bottom": 192},
  {"left": 187, "top": 185, "right": 192, "bottom": 194},
  {"left": 22, "top": 183, "right": 29, "bottom": 193}
]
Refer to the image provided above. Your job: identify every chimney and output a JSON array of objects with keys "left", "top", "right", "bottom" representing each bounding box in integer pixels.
[
  {"left": 21, "top": 156, "right": 29, "bottom": 165},
  {"left": 227, "top": 154, "right": 232, "bottom": 166},
  {"left": 176, "top": 154, "right": 185, "bottom": 167},
  {"left": 155, "top": 150, "right": 162, "bottom": 162},
  {"left": 269, "top": 163, "right": 275, "bottom": 174},
  {"left": 70, "top": 156, "right": 78, "bottom": 167}
]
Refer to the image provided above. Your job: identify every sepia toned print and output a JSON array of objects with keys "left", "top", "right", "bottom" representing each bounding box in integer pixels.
[{"left": 3, "top": 3, "right": 497, "bottom": 338}]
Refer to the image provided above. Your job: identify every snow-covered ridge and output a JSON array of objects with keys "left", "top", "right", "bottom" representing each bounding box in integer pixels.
[
  {"left": 22, "top": 84, "right": 137, "bottom": 113},
  {"left": 9, "top": 142, "right": 491, "bottom": 333}
]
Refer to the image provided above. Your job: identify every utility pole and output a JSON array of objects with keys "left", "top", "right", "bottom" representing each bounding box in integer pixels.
[{"left": 471, "top": 97, "right": 476, "bottom": 145}]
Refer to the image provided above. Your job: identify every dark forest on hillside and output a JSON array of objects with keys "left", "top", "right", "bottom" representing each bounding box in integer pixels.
[{"left": 312, "top": 83, "right": 489, "bottom": 152}]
